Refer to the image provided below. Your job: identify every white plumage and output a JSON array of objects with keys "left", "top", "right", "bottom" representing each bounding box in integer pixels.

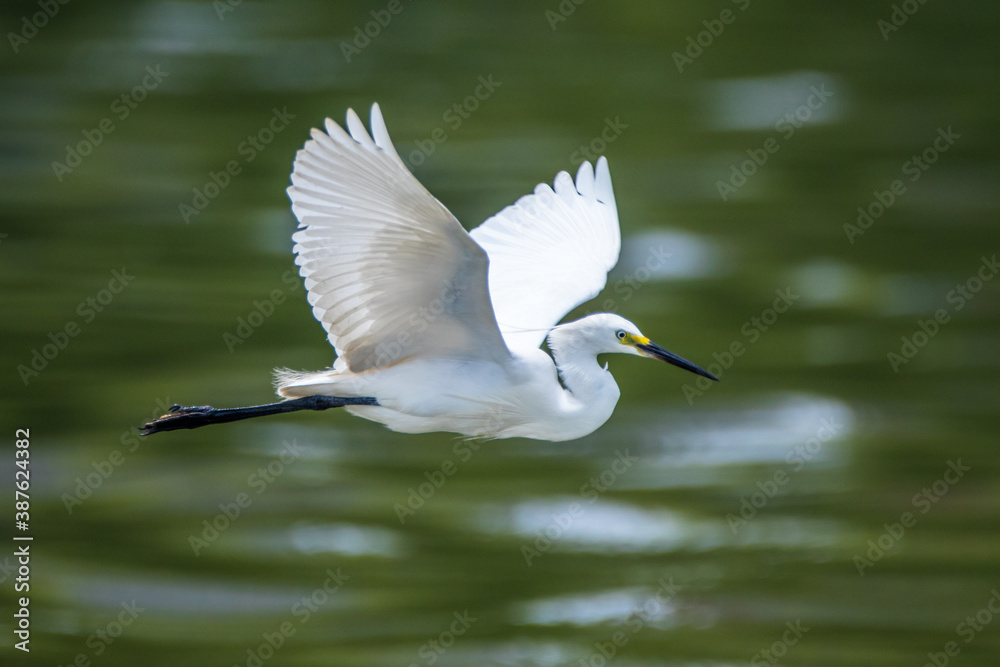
[
  {"left": 469, "top": 156, "right": 620, "bottom": 354},
  {"left": 276, "top": 104, "right": 715, "bottom": 441}
]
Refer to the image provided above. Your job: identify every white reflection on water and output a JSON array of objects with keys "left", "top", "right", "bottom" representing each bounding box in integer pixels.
[
  {"left": 791, "top": 259, "right": 867, "bottom": 308},
  {"left": 53, "top": 569, "right": 354, "bottom": 616},
  {"left": 289, "top": 522, "right": 405, "bottom": 556},
  {"left": 637, "top": 393, "right": 854, "bottom": 469},
  {"left": 616, "top": 230, "right": 723, "bottom": 281},
  {"left": 478, "top": 498, "right": 842, "bottom": 554},
  {"left": 58, "top": 3, "right": 354, "bottom": 93},
  {"left": 518, "top": 588, "right": 677, "bottom": 626},
  {"left": 703, "top": 71, "right": 843, "bottom": 131},
  {"left": 476, "top": 393, "right": 852, "bottom": 554},
  {"left": 466, "top": 639, "right": 576, "bottom": 666},
  {"left": 491, "top": 499, "right": 696, "bottom": 551},
  {"left": 223, "top": 523, "right": 406, "bottom": 557}
]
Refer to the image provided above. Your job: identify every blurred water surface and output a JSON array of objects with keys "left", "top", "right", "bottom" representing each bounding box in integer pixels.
[{"left": 2, "top": 1, "right": 999, "bottom": 665}]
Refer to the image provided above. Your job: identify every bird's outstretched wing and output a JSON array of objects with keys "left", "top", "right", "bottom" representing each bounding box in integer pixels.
[
  {"left": 287, "top": 104, "right": 511, "bottom": 372},
  {"left": 470, "top": 157, "right": 621, "bottom": 354}
]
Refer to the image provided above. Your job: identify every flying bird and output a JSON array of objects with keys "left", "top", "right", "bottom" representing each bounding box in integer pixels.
[{"left": 142, "top": 104, "right": 717, "bottom": 441}]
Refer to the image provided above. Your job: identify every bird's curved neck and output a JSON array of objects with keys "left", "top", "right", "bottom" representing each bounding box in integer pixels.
[{"left": 548, "top": 333, "right": 620, "bottom": 406}]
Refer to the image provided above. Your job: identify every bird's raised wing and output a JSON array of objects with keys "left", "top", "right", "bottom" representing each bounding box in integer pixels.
[
  {"left": 470, "top": 157, "right": 621, "bottom": 354},
  {"left": 287, "top": 104, "right": 510, "bottom": 372}
]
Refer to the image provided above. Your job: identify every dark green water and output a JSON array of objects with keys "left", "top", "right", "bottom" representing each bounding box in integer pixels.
[{"left": 2, "top": 1, "right": 999, "bottom": 665}]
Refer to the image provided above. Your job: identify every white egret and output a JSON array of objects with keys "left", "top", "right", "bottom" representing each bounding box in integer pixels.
[{"left": 142, "top": 104, "right": 717, "bottom": 441}]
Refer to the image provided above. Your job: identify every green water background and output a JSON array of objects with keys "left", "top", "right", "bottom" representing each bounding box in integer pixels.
[{"left": 1, "top": 1, "right": 999, "bottom": 665}]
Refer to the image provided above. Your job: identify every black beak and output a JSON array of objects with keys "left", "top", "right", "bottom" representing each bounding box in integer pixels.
[{"left": 636, "top": 340, "right": 719, "bottom": 381}]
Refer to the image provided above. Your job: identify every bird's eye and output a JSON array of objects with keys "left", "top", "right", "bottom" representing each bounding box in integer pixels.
[{"left": 616, "top": 330, "right": 627, "bottom": 340}]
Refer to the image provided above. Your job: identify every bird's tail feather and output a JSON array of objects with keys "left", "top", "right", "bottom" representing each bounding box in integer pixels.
[{"left": 273, "top": 367, "right": 365, "bottom": 398}]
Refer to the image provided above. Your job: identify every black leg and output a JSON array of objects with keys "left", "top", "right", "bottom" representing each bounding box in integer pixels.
[{"left": 140, "top": 395, "right": 378, "bottom": 435}]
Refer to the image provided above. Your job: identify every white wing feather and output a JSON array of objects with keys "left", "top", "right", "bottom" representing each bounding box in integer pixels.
[
  {"left": 470, "top": 157, "right": 621, "bottom": 354},
  {"left": 287, "top": 104, "right": 510, "bottom": 372}
]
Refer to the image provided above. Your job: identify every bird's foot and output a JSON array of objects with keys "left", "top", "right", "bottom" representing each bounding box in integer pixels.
[{"left": 141, "top": 405, "right": 221, "bottom": 435}]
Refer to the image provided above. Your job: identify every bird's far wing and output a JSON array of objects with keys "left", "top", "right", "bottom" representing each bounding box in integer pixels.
[
  {"left": 469, "top": 157, "right": 621, "bottom": 354},
  {"left": 287, "top": 103, "right": 511, "bottom": 372}
]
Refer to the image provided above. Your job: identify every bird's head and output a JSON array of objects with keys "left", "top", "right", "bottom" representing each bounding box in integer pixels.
[{"left": 550, "top": 313, "right": 719, "bottom": 381}]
